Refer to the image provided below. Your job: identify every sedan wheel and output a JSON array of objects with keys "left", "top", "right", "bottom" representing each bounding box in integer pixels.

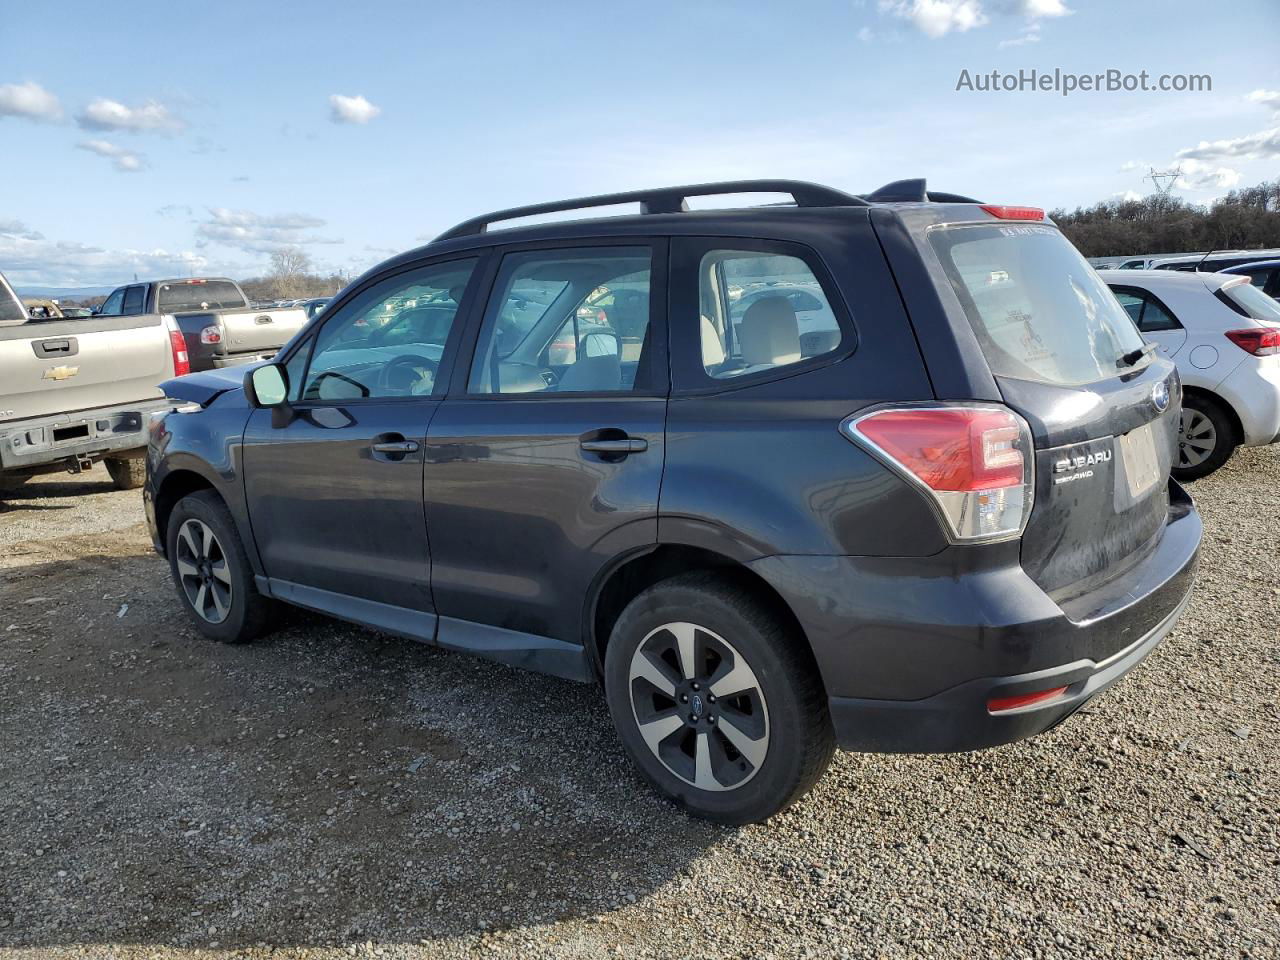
[
  {"left": 174, "top": 518, "right": 233, "bottom": 624},
  {"left": 1177, "top": 408, "right": 1216, "bottom": 469}
]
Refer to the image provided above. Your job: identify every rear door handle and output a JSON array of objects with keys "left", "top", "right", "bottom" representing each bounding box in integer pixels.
[
  {"left": 371, "top": 440, "right": 419, "bottom": 454},
  {"left": 580, "top": 438, "right": 647, "bottom": 454}
]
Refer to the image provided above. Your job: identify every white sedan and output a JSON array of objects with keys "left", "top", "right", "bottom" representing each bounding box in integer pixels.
[{"left": 1099, "top": 269, "right": 1280, "bottom": 479}]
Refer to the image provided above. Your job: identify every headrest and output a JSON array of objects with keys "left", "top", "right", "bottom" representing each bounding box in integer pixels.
[
  {"left": 740, "top": 296, "right": 801, "bottom": 366},
  {"left": 700, "top": 315, "right": 725, "bottom": 367}
]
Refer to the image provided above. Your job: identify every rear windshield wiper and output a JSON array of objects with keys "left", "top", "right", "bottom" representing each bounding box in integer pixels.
[{"left": 1119, "top": 342, "right": 1158, "bottom": 367}]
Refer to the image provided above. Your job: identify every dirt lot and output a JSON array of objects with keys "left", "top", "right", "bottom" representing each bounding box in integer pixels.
[{"left": 1, "top": 455, "right": 1277, "bottom": 960}]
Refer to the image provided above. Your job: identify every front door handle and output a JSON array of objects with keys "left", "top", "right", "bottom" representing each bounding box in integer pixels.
[
  {"left": 371, "top": 440, "right": 419, "bottom": 455},
  {"left": 579, "top": 437, "right": 647, "bottom": 454}
]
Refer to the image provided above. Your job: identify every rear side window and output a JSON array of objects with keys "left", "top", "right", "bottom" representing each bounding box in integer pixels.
[
  {"left": 930, "top": 224, "right": 1146, "bottom": 386},
  {"left": 0, "top": 281, "right": 23, "bottom": 324},
  {"left": 698, "top": 251, "right": 842, "bottom": 379},
  {"left": 157, "top": 280, "right": 247, "bottom": 313},
  {"left": 1109, "top": 287, "right": 1181, "bottom": 333},
  {"left": 121, "top": 284, "right": 146, "bottom": 315}
]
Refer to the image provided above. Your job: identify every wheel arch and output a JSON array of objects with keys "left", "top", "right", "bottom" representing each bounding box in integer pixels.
[
  {"left": 154, "top": 468, "right": 221, "bottom": 551},
  {"left": 1180, "top": 384, "right": 1242, "bottom": 445},
  {"left": 584, "top": 543, "right": 816, "bottom": 690}
]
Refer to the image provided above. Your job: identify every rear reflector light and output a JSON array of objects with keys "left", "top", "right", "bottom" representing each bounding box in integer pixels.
[
  {"left": 1224, "top": 327, "right": 1280, "bottom": 357},
  {"left": 200, "top": 324, "right": 222, "bottom": 345},
  {"left": 988, "top": 686, "right": 1068, "bottom": 714},
  {"left": 980, "top": 204, "right": 1045, "bottom": 221},
  {"left": 842, "top": 405, "right": 1034, "bottom": 542}
]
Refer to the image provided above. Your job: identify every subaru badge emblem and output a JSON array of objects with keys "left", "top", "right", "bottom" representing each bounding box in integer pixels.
[{"left": 1152, "top": 380, "right": 1170, "bottom": 412}]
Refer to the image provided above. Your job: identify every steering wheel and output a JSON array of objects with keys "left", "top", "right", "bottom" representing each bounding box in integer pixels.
[{"left": 379, "top": 353, "right": 439, "bottom": 396}]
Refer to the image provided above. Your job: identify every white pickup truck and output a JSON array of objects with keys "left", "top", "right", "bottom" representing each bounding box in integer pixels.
[
  {"left": 97, "top": 277, "right": 309, "bottom": 372},
  {"left": 0, "top": 273, "right": 309, "bottom": 495},
  {"left": 0, "top": 268, "right": 184, "bottom": 493}
]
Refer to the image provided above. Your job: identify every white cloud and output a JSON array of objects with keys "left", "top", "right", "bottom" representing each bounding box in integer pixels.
[
  {"left": 998, "top": 22, "right": 1040, "bottom": 46},
  {"left": 0, "top": 219, "right": 43, "bottom": 241},
  {"left": 1111, "top": 190, "right": 1143, "bottom": 202},
  {"left": 0, "top": 220, "right": 210, "bottom": 288},
  {"left": 857, "top": 25, "right": 876, "bottom": 42},
  {"left": 1246, "top": 89, "right": 1280, "bottom": 114},
  {"left": 1176, "top": 127, "right": 1280, "bottom": 163},
  {"left": 1175, "top": 158, "right": 1242, "bottom": 191},
  {"left": 328, "top": 93, "right": 381, "bottom": 125},
  {"left": 880, "top": 0, "right": 1069, "bottom": 37},
  {"left": 195, "top": 208, "right": 341, "bottom": 254},
  {"left": 879, "top": 0, "right": 986, "bottom": 37},
  {"left": 77, "top": 139, "right": 145, "bottom": 172},
  {"left": 0, "top": 80, "right": 63, "bottom": 122},
  {"left": 1118, "top": 160, "right": 1144, "bottom": 172},
  {"left": 77, "top": 97, "right": 185, "bottom": 134}
]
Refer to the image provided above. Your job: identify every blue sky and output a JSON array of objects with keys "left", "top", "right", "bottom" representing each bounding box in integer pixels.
[{"left": 1, "top": 0, "right": 1278, "bottom": 290}]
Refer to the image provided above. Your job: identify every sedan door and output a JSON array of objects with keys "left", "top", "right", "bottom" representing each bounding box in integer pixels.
[
  {"left": 422, "top": 241, "right": 668, "bottom": 653},
  {"left": 242, "top": 256, "right": 482, "bottom": 632}
]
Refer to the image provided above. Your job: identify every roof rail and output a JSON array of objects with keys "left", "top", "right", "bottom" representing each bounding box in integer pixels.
[
  {"left": 863, "top": 178, "right": 981, "bottom": 204},
  {"left": 434, "top": 179, "right": 870, "bottom": 241}
]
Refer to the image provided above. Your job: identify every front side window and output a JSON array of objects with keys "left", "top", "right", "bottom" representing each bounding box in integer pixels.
[
  {"left": 98, "top": 288, "right": 125, "bottom": 317},
  {"left": 697, "top": 250, "right": 842, "bottom": 380},
  {"left": 469, "top": 247, "right": 653, "bottom": 395},
  {"left": 931, "top": 224, "right": 1147, "bottom": 386},
  {"left": 299, "top": 259, "right": 477, "bottom": 401}
]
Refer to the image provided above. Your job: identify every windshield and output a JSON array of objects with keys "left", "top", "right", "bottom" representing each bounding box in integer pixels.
[
  {"left": 930, "top": 223, "right": 1147, "bottom": 386},
  {"left": 1222, "top": 279, "right": 1280, "bottom": 324},
  {"left": 157, "top": 280, "right": 247, "bottom": 313}
]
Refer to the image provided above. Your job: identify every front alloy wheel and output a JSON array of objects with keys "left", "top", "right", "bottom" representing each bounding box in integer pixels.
[
  {"left": 174, "top": 517, "right": 233, "bottom": 624},
  {"left": 628, "top": 621, "right": 770, "bottom": 792}
]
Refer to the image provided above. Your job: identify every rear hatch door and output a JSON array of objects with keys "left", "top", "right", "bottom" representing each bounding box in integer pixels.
[{"left": 922, "top": 218, "right": 1179, "bottom": 603}]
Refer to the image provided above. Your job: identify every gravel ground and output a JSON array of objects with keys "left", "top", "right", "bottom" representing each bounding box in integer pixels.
[{"left": 1, "top": 454, "right": 1277, "bottom": 959}]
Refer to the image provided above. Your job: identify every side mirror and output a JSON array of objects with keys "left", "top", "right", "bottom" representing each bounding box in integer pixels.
[{"left": 245, "top": 363, "right": 289, "bottom": 407}]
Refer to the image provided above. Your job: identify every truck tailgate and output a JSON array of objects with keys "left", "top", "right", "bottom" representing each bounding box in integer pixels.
[
  {"left": 0, "top": 316, "right": 171, "bottom": 423},
  {"left": 210, "top": 307, "right": 309, "bottom": 354}
]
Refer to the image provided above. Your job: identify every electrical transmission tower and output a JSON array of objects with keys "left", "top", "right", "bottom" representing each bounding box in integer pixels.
[{"left": 1145, "top": 166, "right": 1182, "bottom": 197}]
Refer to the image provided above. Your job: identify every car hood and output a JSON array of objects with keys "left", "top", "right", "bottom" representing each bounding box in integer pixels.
[{"left": 160, "top": 362, "right": 264, "bottom": 406}]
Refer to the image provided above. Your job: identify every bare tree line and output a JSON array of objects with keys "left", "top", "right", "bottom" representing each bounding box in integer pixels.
[{"left": 1052, "top": 180, "right": 1280, "bottom": 258}]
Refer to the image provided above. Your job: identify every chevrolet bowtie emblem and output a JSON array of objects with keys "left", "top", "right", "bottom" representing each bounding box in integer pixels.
[{"left": 42, "top": 365, "right": 80, "bottom": 381}]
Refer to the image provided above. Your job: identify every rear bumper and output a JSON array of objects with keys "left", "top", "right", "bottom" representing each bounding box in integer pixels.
[
  {"left": 210, "top": 351, "right": 277, "bottom": 369},
  {"left": 827, "top": 586, "right": 1190, "bottom": 752},
  {"left": 0, "top": 398, "right": 170, "bottom": 474},
  {"left": 748, "top": 479, "right": 1201, "bottom": 754},
  {"left": 1215, "top": 357, "right": 1280, "bottom": 446}
]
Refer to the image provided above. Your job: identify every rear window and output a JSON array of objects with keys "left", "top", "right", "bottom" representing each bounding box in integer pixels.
[
  {"left": 157, "top": 280, "right": 247, "bottom": 313},
  {"left": 930, "top": 223, "right": 1146, "bottom": 386},
  {"left": 1221, "top": 279, "right": 1280, "bottom": 324}
]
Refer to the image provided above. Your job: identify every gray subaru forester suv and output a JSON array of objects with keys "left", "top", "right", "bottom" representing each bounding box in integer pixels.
[{"left": 146, "top": 179, "right": 1201, "bottom": 823}]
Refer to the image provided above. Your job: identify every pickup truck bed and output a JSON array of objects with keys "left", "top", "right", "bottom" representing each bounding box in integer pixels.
[{"left": 0, "top": 272, "right": 178, "bottom": 486}]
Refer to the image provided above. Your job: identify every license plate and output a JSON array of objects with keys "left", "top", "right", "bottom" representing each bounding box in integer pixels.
[{"left": 1117, "top": 422, "right": 1161, "bottom": 500}]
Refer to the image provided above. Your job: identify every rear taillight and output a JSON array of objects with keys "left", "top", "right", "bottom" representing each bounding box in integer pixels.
[
  {"left": 842, "top": 405, "right": 1034, "bottom": 542},
  {"left": 1224, "top": 327, "right": 1280, "bottom": 357},
  {"left": 163, "top": 317, "right": 190, "bottom": 376},
  {"left": 200, "top": 324, "right": 222, "bottom": 345},
  {"left": 980, "top": 204, "right": 1045, "bottom": 221}
]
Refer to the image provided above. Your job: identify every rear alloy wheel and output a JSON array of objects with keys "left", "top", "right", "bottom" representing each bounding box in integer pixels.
[
  {"left": 628, "top": 622, "right": 770, "bottom": 793},
  {"left": 605, "top": 572, "right": 834, "bottom": 824},
  {"left": 1172, "top": 395, "right": 1236, "bottom": 481},
  {"left": 166, "top": 490, "right": 274, "bottom": 644}
]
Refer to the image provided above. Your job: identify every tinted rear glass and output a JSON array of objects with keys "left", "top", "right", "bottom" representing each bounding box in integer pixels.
[
  {"left": 157, "top": 280, "right": 246, "bottom": 312},
  {"left": 0, "top": 284, "right": 23, "bottom": 323},
  {"left": 1222, "top": 279, "right": 1280, "bottom": 323},
  {"left": 930, "top": 223, "right": 1146, "bottom": 386}
]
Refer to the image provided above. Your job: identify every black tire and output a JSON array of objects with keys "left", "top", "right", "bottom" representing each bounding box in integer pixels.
[
  {"left": 104, "top": 457, "right": 146, "bottom": 490},
  {"left": 1172, "top": 394, "right": 1237, "bottom": 482},
  {"left": 0, "top": 473, "right": 32, "bottom": 493},
  {"left": 604, "top": 571, "right": 834, "bottom": 825},
  {"left": 165, "top": 490, "right": 274, "bottom": 644}
]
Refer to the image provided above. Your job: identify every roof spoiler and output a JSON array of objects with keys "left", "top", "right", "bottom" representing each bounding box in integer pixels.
[{"left": 862, "top": 178, "right": 982, "bottom": 204}]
